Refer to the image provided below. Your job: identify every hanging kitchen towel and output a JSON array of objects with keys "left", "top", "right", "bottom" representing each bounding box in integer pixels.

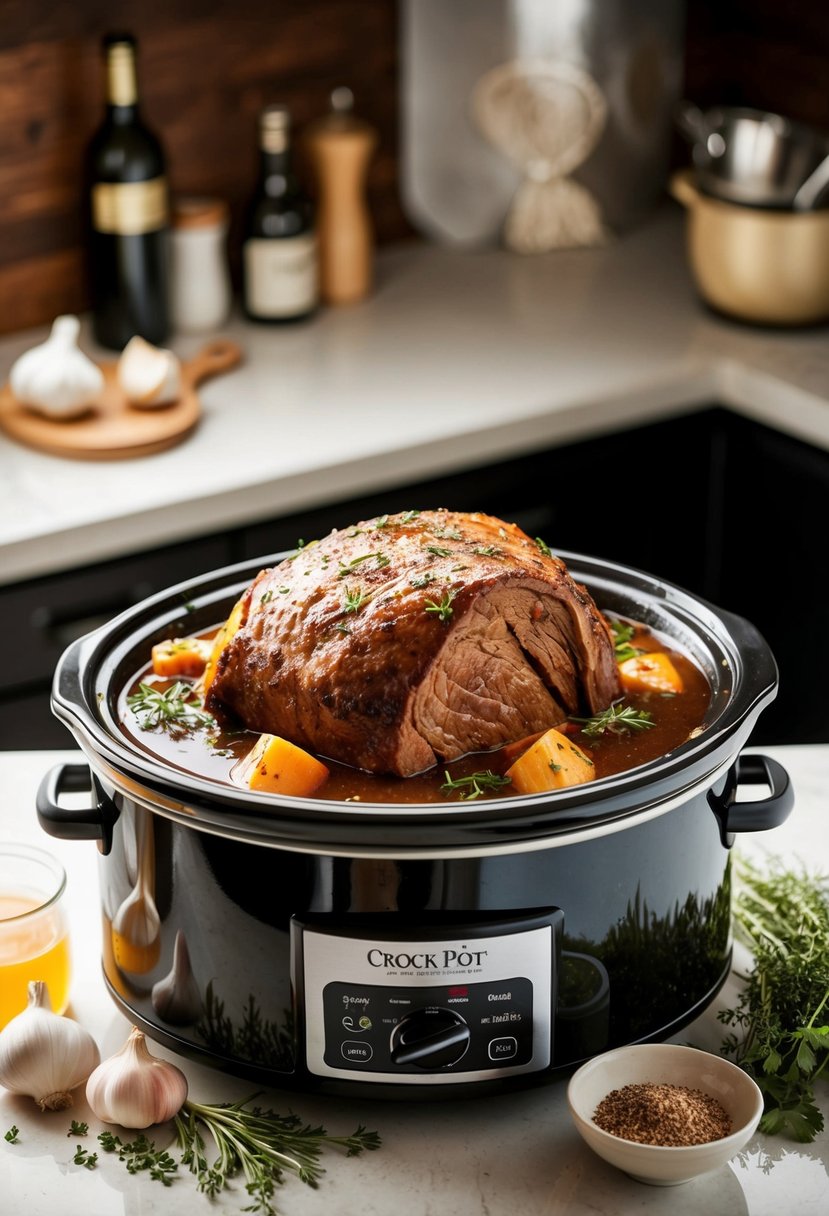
[{"left": 472, "top": 59, "right": 607, "bottom": 253}]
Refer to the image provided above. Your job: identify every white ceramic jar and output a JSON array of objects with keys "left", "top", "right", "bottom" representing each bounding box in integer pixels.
[{"left": 170, "top": 197, "right": 231, "bottom": 333}]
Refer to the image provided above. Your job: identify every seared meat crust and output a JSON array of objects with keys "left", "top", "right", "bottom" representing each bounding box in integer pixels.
[{"left": 208, "top": 510, "right": 621, "bottom": 776}]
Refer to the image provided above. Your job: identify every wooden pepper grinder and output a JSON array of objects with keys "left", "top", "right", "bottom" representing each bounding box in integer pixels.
[{"left": 305, "top": 87, "right": 378, "bottom": 305}]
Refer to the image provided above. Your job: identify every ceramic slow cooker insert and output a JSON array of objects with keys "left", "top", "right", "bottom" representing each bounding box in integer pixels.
[{"left": 37, "top": 550, "right": 793, "bottom": 1097}]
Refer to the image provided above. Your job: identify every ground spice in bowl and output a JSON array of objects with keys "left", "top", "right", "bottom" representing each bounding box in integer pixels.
[{"left": 593, "top": 1082, "right": 732, "bottom": 1146}]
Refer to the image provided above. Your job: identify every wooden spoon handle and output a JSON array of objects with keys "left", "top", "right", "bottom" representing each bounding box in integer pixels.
[{"left": 184, "top": 339, "right": 243, "bottom": 387}]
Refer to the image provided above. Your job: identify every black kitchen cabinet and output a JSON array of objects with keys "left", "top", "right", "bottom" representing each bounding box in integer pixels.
[{"left": 1, "top": 408, "right": 825, "bottom": 748}]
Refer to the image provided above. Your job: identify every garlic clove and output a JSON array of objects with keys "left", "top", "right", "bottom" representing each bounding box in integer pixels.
[
  {"left": 118, "top": 336, "right": 181, "bottom": 408},
  {"left": 0, "top": 980, "right": 100, "bottom": 1111},
  {"left": 9, "top": 315, "right": 104, "bottom": 419},
  {"left": 151, "top": 930, "right": 202, "bottom": 1025},
  {"left": 86, "top": 1025, "right": 188, "bottom": 1129}
]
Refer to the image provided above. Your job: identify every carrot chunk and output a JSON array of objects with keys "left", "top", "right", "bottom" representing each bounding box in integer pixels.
[
  {"left": 618, "top": 652, "right": 684, "bottom": 695},
  {"left": 151, "top": 636, "right": 212, "bottom": 678},
  {"left": 505, "top": 726, "right": 594, "bottom": 793},
  {"left": 201, "top": 593, "right": 247, "bottom": 695},
  {"left": 240, "top": 733, "right": 330, "bottom": 797}
]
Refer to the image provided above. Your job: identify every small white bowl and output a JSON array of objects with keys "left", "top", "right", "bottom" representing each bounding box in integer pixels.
[{"left": 567, "top": 1043, "right": 764, "bottom": 1186}]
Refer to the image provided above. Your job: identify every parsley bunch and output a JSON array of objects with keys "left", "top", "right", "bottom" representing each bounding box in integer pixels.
[{"left": 719, "top": 856, "right": 829, "bottom": 1142}]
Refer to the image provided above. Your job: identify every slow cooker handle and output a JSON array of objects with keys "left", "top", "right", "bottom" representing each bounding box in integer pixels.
[
  {"left": 36, "top": 763, "right": 118, "bottom": 855},
  {"left": 708, "top": 754, "right": 794, "bottom": 847}
]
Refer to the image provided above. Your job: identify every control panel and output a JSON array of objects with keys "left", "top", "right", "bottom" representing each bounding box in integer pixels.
[{"left": 293, "top": 910, "right": 561, "bottom": 1085}]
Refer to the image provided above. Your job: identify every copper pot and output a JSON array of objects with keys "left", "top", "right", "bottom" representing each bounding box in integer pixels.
[{"left": 670, "top": 170, "right": 829, "bottom": 326}]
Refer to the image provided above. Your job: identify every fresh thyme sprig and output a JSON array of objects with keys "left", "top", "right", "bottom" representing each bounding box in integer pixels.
[
  {"left": 570, "top": 700, "right": 655, "bottom": 737},
  {"left": 98, "top": 1131, "right": 179, "bottom": 1184},
  {"left": 424, "top": 589, "right": 457, "bottom": 622},
  {"left": 127, "top": 681, "right": 214, "bottom": 733},
  {"left": 440, "top": 770, "right": 512, "bottom": 801},
  {"left": 173, "top": 1097, "right": 380, "bottom": 1214}
]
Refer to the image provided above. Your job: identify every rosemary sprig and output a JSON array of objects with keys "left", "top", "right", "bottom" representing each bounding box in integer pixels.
[
  {"left": 441, "top": 770, "right": 512, "bottom": 801},
  {"left": 424, "top": 544, "right": 452, "bottom": 558},
  {"left": 174, "top": 1097, "right": 380, "bottom": 1214},
  {"left": 424, "top": 589, "right": 457, "bottom": 621},
  {"left": 570, "top": 700, "right": 655, "bottom": 737},
  {"left": 127, "top": 681, "right": 214, "bottom": 733},
  {"left": 337, "top": 552, "right": 389, "bottom": 578}
]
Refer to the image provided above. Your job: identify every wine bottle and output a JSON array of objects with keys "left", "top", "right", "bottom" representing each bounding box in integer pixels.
[
  {"left": 242, "top": 105, "right": 318, "bottom": 323},
  {"left": 87, "top": 33, "right": 170, "bottom": 350}
]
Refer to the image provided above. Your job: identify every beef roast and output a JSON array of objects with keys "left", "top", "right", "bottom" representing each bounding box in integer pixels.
[{"left": 207, "top": 509, "right": 622, "bottom": 776}]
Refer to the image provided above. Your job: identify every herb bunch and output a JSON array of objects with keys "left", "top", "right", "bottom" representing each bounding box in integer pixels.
[
  {"left": 719, "top": 856, "right": 829, "bottom": 1142},
  {"left": 126, "top": 681, "right": 214, "bottom": 734},
  {"left": 570, "top": 701, "right": 654, "bottom": 737},
  {"left": 174, "top": 1098, "right": 380, "bottom": 1214},
  {"left": 440, "top": 770, "right": 512, "bottom": 801}
]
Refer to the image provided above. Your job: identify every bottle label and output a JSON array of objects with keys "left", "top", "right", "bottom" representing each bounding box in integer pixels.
[
  {"left": 243, "top": 234, "right": 318, "bottom": 317},
  {"left": 92, "top": 177, "right": 168, "bottom": 235}
]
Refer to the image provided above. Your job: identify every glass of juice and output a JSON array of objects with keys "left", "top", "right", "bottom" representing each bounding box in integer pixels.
[{"left": 0, "top": 843, "right": 71, "bottom": 1028}]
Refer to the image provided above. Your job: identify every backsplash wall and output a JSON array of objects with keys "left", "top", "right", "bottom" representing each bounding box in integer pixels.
[{"left": 0, "top": 0, "right": 826, "bottom": 336}]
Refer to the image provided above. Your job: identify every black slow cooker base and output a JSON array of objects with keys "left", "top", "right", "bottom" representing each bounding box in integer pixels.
[{"left": 102, "top": 953, "right": 732, "bottom": 1102}]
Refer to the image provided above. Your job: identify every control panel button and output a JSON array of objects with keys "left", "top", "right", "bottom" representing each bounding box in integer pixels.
[
  {"left": 488, "top": 1036, "right": 518, "bottom": 1061},
  {"left": 341, "top": 1041, "right": 374, "bottom": 1062}
]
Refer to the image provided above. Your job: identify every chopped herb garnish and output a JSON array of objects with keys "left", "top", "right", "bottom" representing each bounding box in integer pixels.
[
  {"left": 571, "top": 701, "right": 655, "bottom": 737},
  {"left": 335, "top": 623, "right": 352, "bottom": 635},
  {"left": 279, "top": 586, "right": 291, "bottom": 594},
  {"left": 374, "top": 514, "right": 389, "bottom": 529},
  {"left": 610, "top": 619, "right": 644, "bottom": 664},
  {"left": 4, "top": 1125, "right": 19, "bottom": 1144},
  {"left": 549, "top": 762, "right": 563, "bottom": 772},
  {"left": 473, "top": 545, "right": 501, "bottom": 557},
  {"left": 535, "top": 537, "right": 552, "bottom": 557},
  {"left": 434, "top": 526, "right": 462, "bottom": 540},
  {"left": 411, "top": 572, "right": 436, "bottom": 588},
  {"left": 99, "top": 1131, "right": 177, "bottom": 1184},
  {"left": 424, "top": 589, "right": 457, "bottom": 622},
  {"left": 260, "top": 589, "right": 274, "bottom": 604},
  {"left": 338, "top": 552, "right": 389, "bottom": 577},
  {"left": 68, "top": 1120, "right": 89, "bottom": 1137},
  {"left": 73, "top": 1145, "right": 98, "bottom": 1169},
  {"left": 441, "top": 770, "right": 512, "bottom": 801},
  {"left": 450, "top": 564, "right": 468, "bottom": 573},
  {"left": 400, "top": 510, "right": 421, "bottom": 523},
  {"left": 343, "top": 586, "right": 367, "bottom": 613},
  {"left": 425, "top": 544, "right": 452, "bottom": 558},
  {"left": 127, "top": 682, "right": 214, "bottom": 733}
]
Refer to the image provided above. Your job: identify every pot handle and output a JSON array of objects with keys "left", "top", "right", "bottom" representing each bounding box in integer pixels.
[
  {"left": 36, "top": 762, "right": 118, "bottom": 855},
  {"left": 669, "top": 170, "right": 699, "bottom": 209},
  {"left": 708, "top": 754, "right": 794, "bottom": 847}
]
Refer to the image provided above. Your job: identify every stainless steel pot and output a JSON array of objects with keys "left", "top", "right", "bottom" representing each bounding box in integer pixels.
[
  {"left": 676, "top": 102, "right": 829, "bottom": 210},
  {"left": 37, "top": 550, "right": 793, "bottom": 1097}
]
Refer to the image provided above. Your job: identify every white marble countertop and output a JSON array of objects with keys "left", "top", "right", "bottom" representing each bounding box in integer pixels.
[
  {"left": 0, "top": 745, "right": 827, "bottom": 1214},
  {"left": 1, "top": 206, "right": 829, "bottom": 587}
]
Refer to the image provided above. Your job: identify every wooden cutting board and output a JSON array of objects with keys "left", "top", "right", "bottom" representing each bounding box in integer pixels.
[{"left": 0, "top": 339, "right": 242, "bottom": 460}]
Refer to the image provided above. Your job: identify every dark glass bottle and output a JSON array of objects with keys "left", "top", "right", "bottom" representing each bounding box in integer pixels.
[
  {"left": 87, "top": 33, "right": 170, "bottom": 350},
  {"left": 242, "top": 105, "right": 318, "bottom": 322}
]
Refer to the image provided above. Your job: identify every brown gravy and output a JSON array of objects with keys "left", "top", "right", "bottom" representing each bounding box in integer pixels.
[{"left": 118, "top": 619, "right": 711, "bottom": 804}]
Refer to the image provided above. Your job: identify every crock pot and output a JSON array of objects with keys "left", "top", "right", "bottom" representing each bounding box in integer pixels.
[{"left": 37, "top": 549, "right": 793, "bottom": 1098}]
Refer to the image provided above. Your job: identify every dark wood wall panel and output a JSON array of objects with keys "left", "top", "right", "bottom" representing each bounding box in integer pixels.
[
  {"left": 0, "top": 0, "right": 409, "bottom": 335},
  {"left": 0, "top": 0, "right": 827, "bottom": 336}
]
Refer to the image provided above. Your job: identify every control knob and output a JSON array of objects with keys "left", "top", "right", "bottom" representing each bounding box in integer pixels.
[{"left": 389, "top": 1006, "right": 470, "bottom": 1069}]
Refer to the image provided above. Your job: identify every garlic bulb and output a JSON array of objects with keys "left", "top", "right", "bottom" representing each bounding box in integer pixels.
[
  {"left": 152, "top": 930, "right": 202, "bottom": 1025},
  {"left": 0, "top": 981, "right": 100, "bottom": 1111},
  {"left": 86, "top": 1026, "right": 188, "bottom": 1128},
  {"left": 117, "top": 336, "right": 181, "bottom": 407},
  {"left": 9, "top": 315, "right": 104, "bottom": 419}
]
